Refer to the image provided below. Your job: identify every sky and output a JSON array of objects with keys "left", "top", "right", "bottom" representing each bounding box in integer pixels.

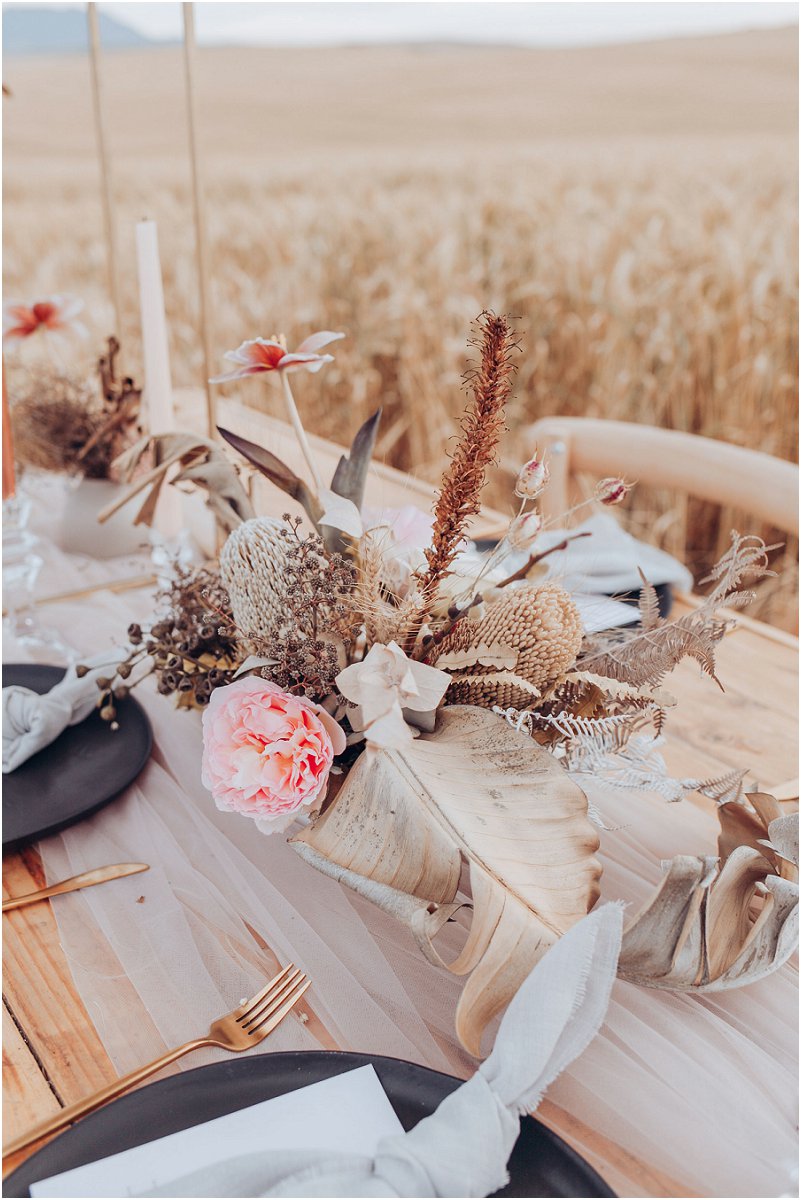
[{"left": 8, "top": 1, "right": 799, "bottom": 47}]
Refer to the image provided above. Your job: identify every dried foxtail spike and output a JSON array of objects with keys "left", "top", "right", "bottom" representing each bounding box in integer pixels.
[{"left": 407, "top": 312, "right": 518, "bottom": 648}]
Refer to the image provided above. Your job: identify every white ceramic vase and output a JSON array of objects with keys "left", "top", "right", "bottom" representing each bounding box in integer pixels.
[{"left": 57, "top": 477, "right": 151, "bottom": 559}]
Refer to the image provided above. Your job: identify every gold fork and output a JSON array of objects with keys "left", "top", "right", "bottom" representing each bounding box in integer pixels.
[{"left": 3, "top": 964, "right": 310, "bottom": 1158}]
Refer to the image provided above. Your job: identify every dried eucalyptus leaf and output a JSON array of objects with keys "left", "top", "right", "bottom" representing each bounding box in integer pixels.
[
  {"left": 330, "top": 408, "right": 382, "bottom": 508},
  {"left": 217, "top": 425, "right": 322, "bottom": 526}
]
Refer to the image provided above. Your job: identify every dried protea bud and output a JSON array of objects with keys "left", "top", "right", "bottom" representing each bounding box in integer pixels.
[
  {"left": 595, "top": 477, "right": 633, "bottom": 506},
  {"left": 514, "top": 453, "right": 549, "bottom": 500},
  {"left": 507, "top": 510, "right": 543, "bottom": 552},
  {"left": 219, "top": 517, "right": 291, "bottom": 650},
  {"left": 433, "top": 582, "right": 583, "bottom": 707}
]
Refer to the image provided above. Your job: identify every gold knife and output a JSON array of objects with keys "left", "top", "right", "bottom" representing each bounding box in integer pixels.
[{"left": 2, "top": 863, "right": 149, "bottom": 912}]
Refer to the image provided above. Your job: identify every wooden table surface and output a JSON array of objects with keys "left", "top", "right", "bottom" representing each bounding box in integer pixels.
[{"left": 3, "top": 409, "right": 798, "bottom": 1193}]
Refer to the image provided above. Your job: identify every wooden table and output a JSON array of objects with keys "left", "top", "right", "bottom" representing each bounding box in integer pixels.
[{"left": 3, "top": 412, "right": 798, "bottom": 1194}]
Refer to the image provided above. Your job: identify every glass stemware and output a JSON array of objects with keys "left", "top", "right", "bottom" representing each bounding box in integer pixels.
[{"left": 2, "top": 488, "right": 75, "bottom": 663}]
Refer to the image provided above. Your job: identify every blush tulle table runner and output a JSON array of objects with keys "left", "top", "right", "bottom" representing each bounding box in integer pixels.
[{"left": 3, "top": 532, "right": 798, "bottom": 1199}]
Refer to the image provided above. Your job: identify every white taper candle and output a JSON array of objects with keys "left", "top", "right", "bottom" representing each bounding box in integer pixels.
[
  {"left": 135, "top": 219, "right": 175, "bottom": 434},
  {"left": 135, "top": 218, "right": 181, "bottom": 536}
]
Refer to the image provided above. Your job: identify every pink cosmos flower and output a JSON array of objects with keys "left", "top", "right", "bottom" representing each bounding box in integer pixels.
[
  {"left": 210, "top": 331, "right": 345, "bottom": 384},
  {"left": 2, "top": 295, "right": 87, "bottom": 345},
  {"left": 201, "top": 676, "right": 346, "bottom": 833}
]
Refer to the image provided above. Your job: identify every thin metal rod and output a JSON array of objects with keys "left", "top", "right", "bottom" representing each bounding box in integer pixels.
[
  {"left": 87, "top": 3, "right": 123, "bottom": 340},
  {"left": 182, "top": 2, "right": 216, "bottom": 437}
]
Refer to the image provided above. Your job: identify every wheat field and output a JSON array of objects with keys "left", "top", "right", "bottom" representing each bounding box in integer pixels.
[{"left": 3, "top": 28, "right": 798, "bottom": 621}]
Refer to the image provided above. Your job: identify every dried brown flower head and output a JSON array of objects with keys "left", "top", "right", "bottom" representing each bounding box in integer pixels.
[{"left": 10, "top": 338, "right": 141, "bottom": 479}]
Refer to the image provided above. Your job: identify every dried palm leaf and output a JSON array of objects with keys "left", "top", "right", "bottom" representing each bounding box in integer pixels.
[
  {"left": 291, "top": 704, "right": 601, "bottom": 1056},
  {"left": 718, "top": 793, "right": 798, "bottom": 882},
  {"left": 619, "top": 804, "right": 798, "bottom": 990}
]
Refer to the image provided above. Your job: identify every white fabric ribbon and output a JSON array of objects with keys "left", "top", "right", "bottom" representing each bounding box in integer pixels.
[
  {"left": 2, "top": 651, "right": 126, "bottom": 774},
  {"left": 139, "top": 903, "right": 623, "bottom": 1198}
]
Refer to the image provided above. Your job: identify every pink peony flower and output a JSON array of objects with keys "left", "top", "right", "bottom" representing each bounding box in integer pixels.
[
  {"left": 201, "top": 677, "right": 346, "bottom": 833},
  {"left": 3, "top": 294, "right": 87, "bottom": 345},
  {"left": 210, "top": 331, "right": 345, "bottom": 383}
]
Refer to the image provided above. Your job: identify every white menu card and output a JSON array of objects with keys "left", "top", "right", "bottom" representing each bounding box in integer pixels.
[{"left": 30, "top": 1065, "right": 403, "bottom": 1198}]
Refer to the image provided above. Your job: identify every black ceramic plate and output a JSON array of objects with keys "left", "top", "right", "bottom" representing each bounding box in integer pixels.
[
  {"left": 2, "top": 663, "right": 153, "bottom": 852},
  {"left": 5, "top": 1051, "right": 614, "bottom": 1198}
]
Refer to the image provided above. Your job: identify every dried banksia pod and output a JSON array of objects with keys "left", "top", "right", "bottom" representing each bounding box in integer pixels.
[
  {"left": 219, "top": 517, "right": 291, "bottom": 649},
  {"left": 433, "top": 582, "right": 583, "bottom": 709}
]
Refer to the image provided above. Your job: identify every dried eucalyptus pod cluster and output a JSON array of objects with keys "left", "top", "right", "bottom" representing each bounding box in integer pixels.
[
  {"left": 221, "top": 514, "right": 359, "bottom": 701},
  {"left": 79, "top": 566, "right": 240, "bottom": 720},
  {"left": 432, "top": 582, "right": 583, "bottom": 709}
]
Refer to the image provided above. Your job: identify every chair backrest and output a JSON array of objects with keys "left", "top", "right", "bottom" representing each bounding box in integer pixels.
[{"left": 525, "top": 417, "right": 799, "bottom": 537}]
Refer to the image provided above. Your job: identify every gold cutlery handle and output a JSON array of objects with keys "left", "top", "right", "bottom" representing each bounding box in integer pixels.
[
  {"left": 2, "top": 864, "right": 149, "bottom": 912},
  {"left": 2, "top": 1037, "right": 209, "bottom": 1158}
]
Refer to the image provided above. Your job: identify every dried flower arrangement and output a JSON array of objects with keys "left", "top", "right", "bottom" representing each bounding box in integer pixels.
[
  {"left": 10, "top": 338, "right": 142, "bottom": 481},
  {"left": 104, "top": 314, "right": 798, "bottom": 1055}
]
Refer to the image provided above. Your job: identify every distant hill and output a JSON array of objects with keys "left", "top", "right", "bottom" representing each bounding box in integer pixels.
[{"left": 2, "top": 6, "right": 154, "bottom": 55}]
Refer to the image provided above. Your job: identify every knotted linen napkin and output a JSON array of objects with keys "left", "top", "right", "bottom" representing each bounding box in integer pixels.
[
  {"left": 2, "top": 651, "right": 127, "bottom": 774},
  {"left": 139, "top": 903, "right": 623, "bottom": 1198}
]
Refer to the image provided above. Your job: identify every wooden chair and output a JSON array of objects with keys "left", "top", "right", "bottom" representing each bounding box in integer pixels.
[{"left": 524, "top": 417, "right": 799, "bottom": 538}]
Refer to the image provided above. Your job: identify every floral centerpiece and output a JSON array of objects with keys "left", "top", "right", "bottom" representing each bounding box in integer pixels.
[
  {"left": 97, "top": 312, "right": 797, "bottom": 1055},
  {"left": 3, "top": 292, "right": 142, "bottom": 483}
]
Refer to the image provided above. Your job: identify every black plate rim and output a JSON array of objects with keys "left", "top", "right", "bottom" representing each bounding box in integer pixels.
[
  {"left": 2, "top": 662, "right": 154, "bottom": 852},
  {"left": 5, "top": 1050, "right": 615, "bottom": 1197}
]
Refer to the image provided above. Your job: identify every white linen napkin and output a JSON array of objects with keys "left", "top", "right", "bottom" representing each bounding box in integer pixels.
[
  {"left": 533, "top": 513, "right": 694, "bottom": 595},
  {"left": 139, "top": 903, "right": 623, "bottom": 1198},
  {"left": 2, "top": 651, "right": 127, "bottom": 774}
]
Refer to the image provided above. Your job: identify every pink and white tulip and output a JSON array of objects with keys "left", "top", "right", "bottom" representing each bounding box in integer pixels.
[{"left": 210, "top": 332, "right": 345, "bottom": 384}]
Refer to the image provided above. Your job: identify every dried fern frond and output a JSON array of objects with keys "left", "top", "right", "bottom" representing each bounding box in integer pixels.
[
  {"left": 492, "top": 704, "right": 745, "bottom": 805},
  {"left": 408, "top": 312, "right": 517, "bottom": 644},
  {"left": 577, "top": 532, "right": 774, "bottom": 690}
]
